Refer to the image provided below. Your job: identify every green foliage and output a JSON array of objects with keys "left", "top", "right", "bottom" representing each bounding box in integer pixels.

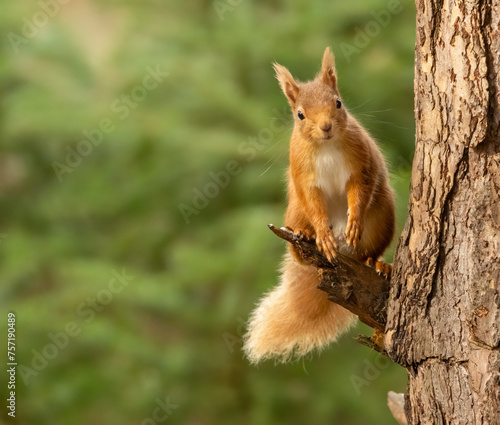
[{"left": 1, "top": 0, "right": 413, "bottom": 423}]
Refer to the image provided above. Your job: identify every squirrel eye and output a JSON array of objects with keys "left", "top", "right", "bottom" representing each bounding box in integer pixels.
[
  {"left": 297, "top": 110, "right": 305, "bottom": 120},
  {"left": 336, "top": 99, "right": 342, "bottom": 109}
]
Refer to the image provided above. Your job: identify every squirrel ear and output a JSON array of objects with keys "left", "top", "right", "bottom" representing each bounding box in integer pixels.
[
  {"left": 273, "top": 62, "right": 299, "bottom": 107},
  {"left": 320, "top": 47, "right": 337, "bottom": 90}
]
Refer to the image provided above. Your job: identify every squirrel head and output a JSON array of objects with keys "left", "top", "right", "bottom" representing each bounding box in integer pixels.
[{"left": 274, "top": 47, "right": 347, "bottom": 144}]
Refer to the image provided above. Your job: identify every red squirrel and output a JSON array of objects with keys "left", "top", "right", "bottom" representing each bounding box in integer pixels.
[{"left": 244, "top": 47, "right": 395, "bottom": 363}]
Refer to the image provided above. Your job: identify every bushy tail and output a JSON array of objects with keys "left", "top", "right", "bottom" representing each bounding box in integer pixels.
[{"left": 243, "top": 251, "right": 356, "bottom": 363}]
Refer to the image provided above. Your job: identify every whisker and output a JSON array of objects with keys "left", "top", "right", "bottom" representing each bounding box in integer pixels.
[
  {"left": 359, "top": 108, "right": 393, "bottom": 114},
  {"left": 347, "top": 98, "right": 372, "bottom": 111},
  {"left": 259, "top": 151, "right": 286, "bottom": 177}
]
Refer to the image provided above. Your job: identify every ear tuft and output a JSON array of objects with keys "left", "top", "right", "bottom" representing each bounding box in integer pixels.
[
  {"left": 320, "top": 47, "right": 337, "bottom": 90},
  {"left": 273, "top": 62, "right": 299, "bottom": 107}
]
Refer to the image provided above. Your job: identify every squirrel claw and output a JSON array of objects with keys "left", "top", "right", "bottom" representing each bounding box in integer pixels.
[
  {"left": 287, "top": 227, "right": 315, "bottom": 242},
  {"left": 345, "top": 218, "right": 363, "bottom": 247},
  {"left": 365, "top": 257, "right": 392, "bottom": 279},
  {"left": 375, "top": 261, "right": 392, "bottom": 279},
  {"left": 316, "top": 232, "right": 337, "bottom": 263}
]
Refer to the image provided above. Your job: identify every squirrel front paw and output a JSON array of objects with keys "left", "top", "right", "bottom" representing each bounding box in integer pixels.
[
  {"left": 345, "top": 217, "right": 363, "bottom": 247},
  {"left": 315, "top": 226, "right": 337, "bottom": 262}
]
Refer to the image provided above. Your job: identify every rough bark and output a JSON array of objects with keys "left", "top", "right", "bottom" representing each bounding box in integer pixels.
[{"left": 385, "top": 0, "right": 500, "bottom": 424}]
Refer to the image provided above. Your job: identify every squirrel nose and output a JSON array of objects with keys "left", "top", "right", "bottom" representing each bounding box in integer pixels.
[{"left": 320, "top": 122, "right": 332, "bottom": 132}]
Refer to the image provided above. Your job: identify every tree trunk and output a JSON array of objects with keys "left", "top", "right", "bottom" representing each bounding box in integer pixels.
[{"left": 385, "top": 0, "right": 500, "bottom": 424}]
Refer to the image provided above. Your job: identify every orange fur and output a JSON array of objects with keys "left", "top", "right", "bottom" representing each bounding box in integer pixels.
[
  {"left": 244, "top": 251, "right": 356, "bottom": 363},
  {"left": 244, "top": 48, "right": 395, "bottom": 363}
]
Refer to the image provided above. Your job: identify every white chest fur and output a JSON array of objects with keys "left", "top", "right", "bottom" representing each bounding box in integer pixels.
[
  {"left": 315, "top": 143, "right": 351, "bottom": 197},
  {"left": 314, "top": 143, "right": 351, "bottom": 238}
]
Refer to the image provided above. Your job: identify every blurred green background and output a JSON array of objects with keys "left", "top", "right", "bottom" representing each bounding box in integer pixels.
[{"left": 1, "top": 0, "right": 415, "bottom": 424}]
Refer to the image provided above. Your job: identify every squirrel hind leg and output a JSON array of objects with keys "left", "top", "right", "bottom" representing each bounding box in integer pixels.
[
  {"left": 375, "top": 261, "right": 392, "bottom": 278},
  {"left": 364, "top": 257, "right": 392, "bottom": 279},
  {"left": 243, "top": 251, "right": 356, "bottom": 364}
]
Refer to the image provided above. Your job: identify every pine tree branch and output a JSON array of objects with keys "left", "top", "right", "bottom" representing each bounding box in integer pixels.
[{"left": 268, "top": 224, "right": 390, "bottom": 333}]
